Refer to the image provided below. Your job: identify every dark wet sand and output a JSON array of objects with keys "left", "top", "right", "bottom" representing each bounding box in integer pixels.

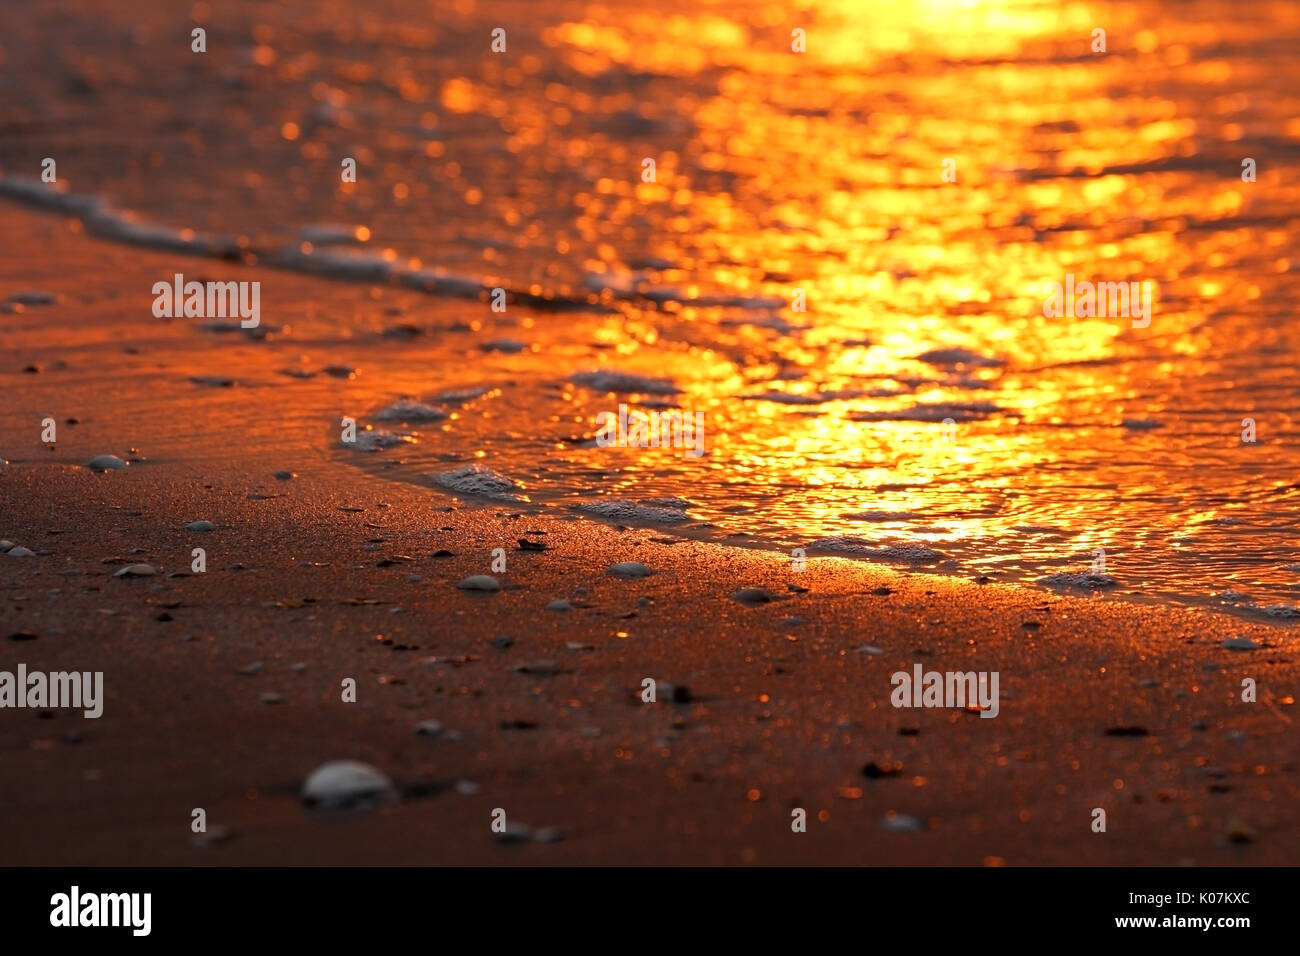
[
  {"left": 2, "top": 464, "right": 1298, "bottom": 865},
  {"left": 1, "top": 203, "right": 1297, "bottom": 865}
]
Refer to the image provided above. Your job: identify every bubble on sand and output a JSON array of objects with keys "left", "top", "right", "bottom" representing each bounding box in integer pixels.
[
  {"left": 430, "top": 464, "right": 525, "bottom": 502},
  {"left": 301, "top": 760, "right": 398, "bottom": 811}
]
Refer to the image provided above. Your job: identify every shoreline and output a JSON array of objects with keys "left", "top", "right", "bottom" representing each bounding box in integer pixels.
[
  {"left": 1, "top": 201, "right": 1297, "bottom": 865},
  {"left": 1, "top": 462, "right": 1296, "bottom": 865}
]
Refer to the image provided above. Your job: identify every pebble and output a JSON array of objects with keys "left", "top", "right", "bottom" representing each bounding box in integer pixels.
[
  {"left": 0, "top": 541, "right": 13, "bottom": 552},
  {"left": 514, "top": 660, "right": 564, "bottom": 676},
  {"left": 86, "top": 454, "right": 127, "bottom": 472},
  {"left": 862, "top": 761, "right": 904, "bottom": 779},
  {"left": 186, "top": 520, "right": 215, "bottom": 532},
  {"left": 490, "top": 635, "right": 515, "bottom": 650},
  {"left": 413, "top": 720, "right": 444, "bottom": 737},
  {"left": 301, "top": 760, "right": 398, "bottom": 810},
  {"left": 457, "top": 575, "right": 501, "bottom": 592},
  {"left": 259, "top": 692, "right": 284, "bottom": 705},
  {"left": 731, "top": 587, "right": 776, "bottom": 605},
  {"left": 546, "top": 599, "right": 573, "bottom": 611},
  {"left": 190, "top": 376, "right": 235, "bottom": 388},
  {"left": 881, "top": 813, "right": 923, "bottom": 833},
  {"left": 274, "top": 470, "right": 297, "bottom": 480},
  {"left": 455, "top": 780, "right": 481, "bottom": 796},
  {"left": 608, "top": 561, "right": 652, "bottom": 578},
  {"left": 9, "top": 290, "right": 61, "bottom": 305},
  {"left": 1221, "top": 637, "right": 1260, "bottom": 651},
  {"left": 190, "top": 825, "right": 234, "bottom": 848},
  {"left": 114, "top": 563, "right": 157, "bottom": 577},
  {"left": 493, "top": 823, "right": 533, "bottom": 843},
  {"left": 1225, "top": 817, "right": 1256, "bottom": 844},
  {"left": 7, "top": 546, "right": 35, "bottom": 558},
  {"left": 660, "top": 683, "right": 692, "bottom": 704}
]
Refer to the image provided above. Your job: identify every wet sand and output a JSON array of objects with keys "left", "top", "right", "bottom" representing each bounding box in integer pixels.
[{"left": 2, "top": 206, "right": 1296, "bottom": 866}]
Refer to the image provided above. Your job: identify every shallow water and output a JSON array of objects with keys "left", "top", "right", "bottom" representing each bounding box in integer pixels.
[{"left": 3, "top": 0, "right": 1300, "bottom": 617}]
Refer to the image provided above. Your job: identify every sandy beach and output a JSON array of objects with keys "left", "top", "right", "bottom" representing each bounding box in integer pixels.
[{"left": 0, "top": 205, "right": 1296, "bottom": 865}]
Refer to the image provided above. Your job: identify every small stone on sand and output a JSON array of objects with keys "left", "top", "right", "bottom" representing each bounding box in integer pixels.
[
  {"left": 882, "top": 813, "right": 924, "bottom": 833},
  {"left": 608, "top": 561, "right": 652, "bottom": 578},
  {"left": 301, "top": 760, "right": 398, "bottom": 811},
  {"left": 186, "top": 520, "right": 215, "bottom": 532},
  {"left": 1221, "top": 637, "right": 1260, "bottom": 650},
  {"left": 458, "top": 575, "right": 501, "bottom": 592},
  {"left": 114, "top": 563, "right": 157, "bottom": 577},
  {"left": 10, "top": 290, "right": 61, "bottom": 305},
  {"left": 87, "top": 454, "right": 127, "bottom": 472},
  {"left": 493, "top": 823, "right": 533, "bottom": 843}
]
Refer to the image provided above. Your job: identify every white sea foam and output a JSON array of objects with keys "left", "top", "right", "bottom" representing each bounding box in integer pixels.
[
  {"left": 1039, "top": 571, "right": 1118, "bottom": 589},
  {"left": 429, "top": 464, "right": 525, "bottom": 501},
  {"left": 573, "top": 499, "right": 691, "bottom": 524},
  {"left": 809, "top": 537, "right": 947, "bottom": 563},
  {"left": 373, "top": 400, "right": 448, "bottom": 423}
]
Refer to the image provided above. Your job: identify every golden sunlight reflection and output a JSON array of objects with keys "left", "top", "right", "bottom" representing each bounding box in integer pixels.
[{"left": 31, "top": 0, "right": 1294, "bottom": 615}]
